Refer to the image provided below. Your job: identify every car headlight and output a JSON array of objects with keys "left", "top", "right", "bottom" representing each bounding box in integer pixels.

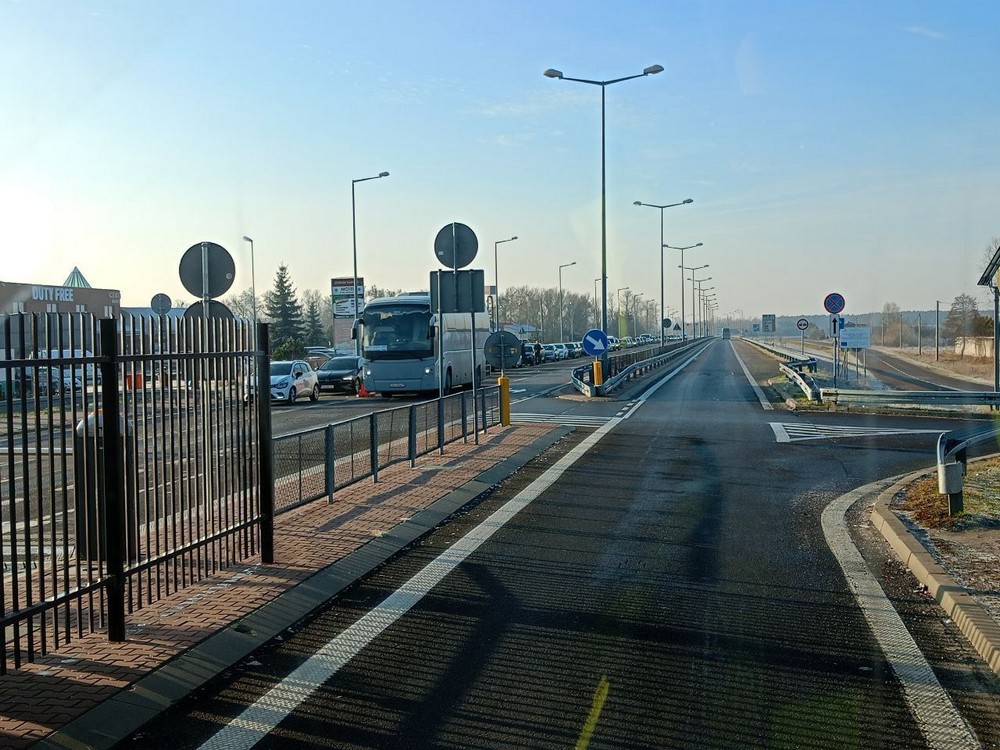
[
  {"left": 342, "top": 375, "right": 353, "bottom": 381},
  {"left": 276, "top": 377, "right": 290, "bottom": 387}
]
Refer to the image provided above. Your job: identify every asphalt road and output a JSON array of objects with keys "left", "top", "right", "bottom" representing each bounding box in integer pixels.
[{"left": 120, "top": 340, "right": 1000, "bottom": 749}]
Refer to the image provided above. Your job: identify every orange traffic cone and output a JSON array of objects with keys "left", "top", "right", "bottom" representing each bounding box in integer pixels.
[{"left": 357, "top": 380, "right": 376, "bottom": 398}]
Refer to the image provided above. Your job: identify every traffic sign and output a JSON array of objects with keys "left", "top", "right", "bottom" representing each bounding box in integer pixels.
[
  {"left": 434, "top": 222, "right": 478, "bottom": 269},
  {"left": 824, "top": 292, "right": 846, "bottom": 315},
  {"left": 483, "top": 330, "right": 521, "bottom": 370},
  {"left": 796, "top": 318, "right": 809, "bottom": 331},
  {"left": 662, "top": 317, "right": 672, "bottom": 329},
  {"left": 179, "top": 242, "right": 235, "bottom": 299},
  {"left": 581, "top": 329, "right": 609, "bottom": 356}
]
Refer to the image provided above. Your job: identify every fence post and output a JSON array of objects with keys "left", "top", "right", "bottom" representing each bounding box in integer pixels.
[
  {"left": 408, "top": 406, "right": 417, "bottom": 468},
  {"left": 98, "top": 318, "right": 127, "bottom": 642},
  {"left": 438, "top": 396, "right": 445, "bottom": 454},
  {"left": 370, "top": 410, "right": 379, "bottom": 482},
  {"left": 461, "top": 391, "right": 468, "bottom": 443},
  {"left": 256, "top": 323, "right": 275, "bottom": 565},
  {"left": 325, "top": 424, "right": 336, "bottom": 502}
]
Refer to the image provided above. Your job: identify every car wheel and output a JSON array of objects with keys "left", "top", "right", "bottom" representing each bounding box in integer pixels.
[
  {"left": 287, "top": 387, "right": 296, "bottom": 404},
  {"left": 309, "top": 384, "right": 319, "bottom": 402},
  {"left": 353, "top": 377, "right": 362, "bottom": 395}
]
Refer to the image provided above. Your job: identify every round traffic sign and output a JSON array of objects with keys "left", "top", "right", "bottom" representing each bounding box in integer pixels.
[
  {"left": 483, "top": 330, "right": 521, "bottom": 370},
  {"left": 823, "top": 292, "right": 846, "bottom": 315},
  {"left": 179, "top": 242, "right": 236, "bottom": 299},
  {"left": 581, "top": 329, "right": 610, "bottom": 356},
  {"left": 796, "top": 318, "right": 809, "bottom": 331},
  {"left": 434, "top": 222, "right": 478, "bottom": 269},
  {"left": 151, "top": 293, "right": 172, "bottom": 316},
  {"left": 662, "top": 317, "right": 672, "bottom": 330}
]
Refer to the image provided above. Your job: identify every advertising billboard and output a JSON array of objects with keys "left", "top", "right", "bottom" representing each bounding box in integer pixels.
[{"left": 330, "top": 277, "right": 364, "bottom": 318}]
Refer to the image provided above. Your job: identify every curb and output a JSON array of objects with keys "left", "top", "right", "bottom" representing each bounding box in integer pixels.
[{"left": 869, "top": 471, "right": 1000, "bottom": 676}]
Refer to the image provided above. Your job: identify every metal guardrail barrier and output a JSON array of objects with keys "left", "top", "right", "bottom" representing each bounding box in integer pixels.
[
  {"left": 822, "top": 389, "right": 1000, "bottom": 406},
  {"left": 779, "top": 362, "right": 820, "bottom": 402},
  {"left": 570, "top": 339, "right": 709, "bottom": 396},
  {"left": 743, "top": 338, "right": 819, "bottom": 401},
  {"left": 936, "top": 426, "right": 1000, "bottom": 515}
]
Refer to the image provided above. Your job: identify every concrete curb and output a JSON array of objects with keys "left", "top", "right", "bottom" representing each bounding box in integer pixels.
[{"left": 869, "top": 470, "right": 1000, "bottom": 676}]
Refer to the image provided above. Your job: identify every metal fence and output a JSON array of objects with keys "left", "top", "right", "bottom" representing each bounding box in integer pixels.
[
  {"left": 2, "top": 310, "right": 502, "bottom": 673},
  {"left": 1, "top": 312, "right": 266, "bottom": 674},
  {"left": 272, "top": 386, "right": 502, "bottom": 512}
]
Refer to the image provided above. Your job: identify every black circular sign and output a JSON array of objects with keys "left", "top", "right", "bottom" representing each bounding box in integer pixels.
[
  {"left": 179, "top": 242, "right": 236, "bottom": 299},
  {"left": 662, "top": 317, "right": 672, "bottom": 329},
  {"left": 483, "top": 330, "right": 521, "bottom": 370},
  {"left": 151, "top": 293, "right": 172, "bottom": 316},
  {"left": 434, "top": 223, "right": 478, "bottom": 269},
  {"left": 183, "top": 300, "right": 235, "bottom": 321}
]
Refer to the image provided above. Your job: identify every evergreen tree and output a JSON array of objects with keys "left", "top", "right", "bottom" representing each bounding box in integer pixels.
[
  {"left": 303, "top": 296, "right": 325, "bottom": 346},
  {"left": 263, "top": 265, "right": 304, "bottom": 350}
]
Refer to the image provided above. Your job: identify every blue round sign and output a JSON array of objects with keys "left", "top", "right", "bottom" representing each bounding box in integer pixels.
[
  {"left": 824, "top": 292, "right": 846, "bottom": 314},
  {"left": 581, "top": 329, "right": 610, "bottom": 356}
]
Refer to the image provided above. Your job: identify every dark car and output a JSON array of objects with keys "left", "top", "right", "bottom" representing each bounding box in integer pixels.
[
  {"left": 315, "top": 355, "right": 363, "bottom": 395},
  {"left": 519, "top": 341, "right": 536, "bottom": 366}
]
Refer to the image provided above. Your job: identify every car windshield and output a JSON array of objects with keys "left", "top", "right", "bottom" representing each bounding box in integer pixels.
[{"left": 269, "top": 362, "right": 293, "bottom": 377}]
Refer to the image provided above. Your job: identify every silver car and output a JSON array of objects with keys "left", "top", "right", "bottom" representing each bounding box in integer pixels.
[{"left": 267, "top": 360, "right": 320, "bottom": 404}]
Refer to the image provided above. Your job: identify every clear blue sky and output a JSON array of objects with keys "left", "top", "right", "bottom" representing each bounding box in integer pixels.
[{"left": 2, "top": 0, "right": 998, "bottom": 319}]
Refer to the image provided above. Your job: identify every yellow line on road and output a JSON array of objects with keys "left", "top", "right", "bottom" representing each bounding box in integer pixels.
[{"left": 576, "top": 674, "right": 610, "bottom": 750}]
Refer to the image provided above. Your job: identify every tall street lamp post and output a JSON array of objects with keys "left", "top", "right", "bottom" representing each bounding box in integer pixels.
[
  {"left": 241, "top": 235, "right": 257, "bottom": 336},
  {"left": 678, "top": 262, "right": 708, "bottom": 339},
  {"left": 664, "top": 243, "right": 703, "bottom": 340},
  {"left": 558, "top": 261, "right": 577, "bottom": 341},
  {"left": 493, "top": 236, "right": 518, "bottom": 332},
  {"left": 351, "top": 170, "right": 390, "bottom": 355},
  {"left": 634, "top": 198, "right": 693, "bottom": 347},
  {"left": 690, "top": 275, "right": 711, "bottom": 338},
  {"left": 544, "top": 64, "right": 664, "bottom": 373}
]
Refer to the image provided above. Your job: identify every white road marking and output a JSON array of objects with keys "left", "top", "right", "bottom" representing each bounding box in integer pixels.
[
  {"left": 511, "top": 413, "right": 611, "bottom": 427},
  {"left": 198, "top": 413, "right": 625, "bottom": 750},
  {"left": 770, "top": 422, "right": 944, "bottom": 444},
  {"left": 730, "top": 340, "right": 773, "bottom": 411},
  {"left": 823, "top": 481, "right": 981, "bottom": 750}
]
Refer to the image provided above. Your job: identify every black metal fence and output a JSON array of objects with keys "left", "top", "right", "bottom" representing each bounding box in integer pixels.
[
  {"left": 1, "top": 311, "right": 502, "bottom": 674},
  {"left": 272, "top": 387, "right": 502, "bottom": 512},
  {"left": 1, "top": 312, "right": 265, "bottom": 674}
]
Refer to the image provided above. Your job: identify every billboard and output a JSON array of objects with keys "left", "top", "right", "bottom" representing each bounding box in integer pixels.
[
  {"left": 330, "top": 277, "right": 364, "bottom": 318},
  {"left": 839, "top": 326, "right": 871, "bottom": 349},
  {"left": 762, "top": 314, "right": 776, "bottom": 333}
]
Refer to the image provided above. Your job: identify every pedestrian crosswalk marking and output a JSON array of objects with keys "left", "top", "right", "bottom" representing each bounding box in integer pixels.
[
  {"left": 511, "top": 413, "right": 611, "bottom": 427},
  {"left": 769, "top": 422, "right": 943, "bottom": 444}
]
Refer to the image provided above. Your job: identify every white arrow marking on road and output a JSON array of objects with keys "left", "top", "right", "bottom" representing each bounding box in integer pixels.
[
  {"left": 585, "top": 334, "right": 606, "bottom": 352},
  {"left": 510, "top": 388, "right": 527, "bottom": 393}
]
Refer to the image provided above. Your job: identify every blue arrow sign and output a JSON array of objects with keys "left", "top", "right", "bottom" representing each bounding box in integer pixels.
[{"left": 582, "top": 329, "right": 609, "bottom": 356}]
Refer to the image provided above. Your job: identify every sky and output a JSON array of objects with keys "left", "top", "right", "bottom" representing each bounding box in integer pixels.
[{"left": 2, "top": 0, "right": 999, "bottom": 322}]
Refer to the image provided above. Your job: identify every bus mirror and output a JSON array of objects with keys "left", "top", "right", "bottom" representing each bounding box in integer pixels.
[
  {"left": 351, "top": 318, "right": 362, "bottom": 340},
  {"left": 428, "top": 324, "right": 436, "bottom": 339}
]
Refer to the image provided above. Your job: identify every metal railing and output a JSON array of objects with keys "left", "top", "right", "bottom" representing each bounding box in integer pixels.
[
  {"left": 821, "top": 389, "right": 1000, "bottom": 407},
  {"left": 272, "top": 386, "right": 501, "bottom": 512},
  {"left": 936, "top": 426, "right": 1000, "bottom": 515},
  {"left": 570, "top": 340, "right": 705, "bottom": 396}
]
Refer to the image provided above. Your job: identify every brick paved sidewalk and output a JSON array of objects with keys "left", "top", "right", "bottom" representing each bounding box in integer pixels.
[{"left": 0, "top": 423, "right": 556, "bottom": 749}]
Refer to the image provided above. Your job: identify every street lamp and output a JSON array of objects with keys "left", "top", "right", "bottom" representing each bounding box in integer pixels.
[
  {"left": 544, "top": 64, "right": 664, "bottom": 373},
  {"left": 493, "top": 236, "right": 518, "bottom": 332},
  {"left": 699, "top": 287, "right": 716, "bottom": 337},
  {"left": 634, "top": 198, "right": 693, "bottom": 346},
  {"left": 241, "top": 235, "right": 257, "bottom": 336},
  {"left": 688, "top": 274, "right": 711, "bottom": 338},
  {"left": 558, "top": 261, "right": 577, "bottom": 341},
  {"left": 664, "top": 243, "right": 703, "bottom": 340},
  {"left": 617, "top": 287, "right": 630, "bottom": 339},
  {"left": 351, "top": 170, "right": 390, "bottom": 355}
]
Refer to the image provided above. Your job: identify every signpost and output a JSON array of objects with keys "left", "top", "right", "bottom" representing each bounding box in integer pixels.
[
  {"left": 796, "top": 317, "right": 808, "bottom": 354},
  {"left": 582, "top": 328, "right": 610, "bottom": 357},
  {"left": 823, "top": 292, "right": 847, "bottom": 385}
]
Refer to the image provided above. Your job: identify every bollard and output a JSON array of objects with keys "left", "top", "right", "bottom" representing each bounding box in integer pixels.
[
  {"left": 498, "top": 376, "right": 510, "bottom": 425},
  {"left": 593, "top": 360, "right": 603, "bottom": 386}
]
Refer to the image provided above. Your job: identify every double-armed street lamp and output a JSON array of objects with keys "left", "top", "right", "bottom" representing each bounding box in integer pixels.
[
  {"left": 493, "top": 236, "right": 518, "bottom": 331},
  {"left": 351, "top": 170, "right": 390, "bottom": 355},
  {"left": 664, "top": 243, "right": 703, "bottom": 340},
  {"left": 544, "top": 64, "right": 664, "bottom": 372},
  {"left": 634, "top": 198, "right": 694, "bottom": 346},
  {"left": 558, "top": 261, "right": 577, "bottom": 341},
  {"left": 688, "top": 274, "right": 712, "bottom": 338}
]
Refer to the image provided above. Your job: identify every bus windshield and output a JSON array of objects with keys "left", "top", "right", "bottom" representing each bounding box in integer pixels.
[{"left": 360, "top": 304, "right": 433, "bottom": 360}]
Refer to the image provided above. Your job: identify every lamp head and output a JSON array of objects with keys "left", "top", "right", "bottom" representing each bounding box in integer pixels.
[
  {"left": 683, "top": 198, "right": 693, "bottom": 204},
  {"left": 543, "top": 69, "right": 563, "bottom": 79},
  {"left": 643, "top": 64, "right": 665, "bottom": 75},
  {"left": 378, "top": 171, "right": 389, "bottom": 178},
  {"left": 242, "top": 236, "right": 252, "bottom": 243},
  {"left": 633, "top": 201, "right": 642, "bottom": 206}
]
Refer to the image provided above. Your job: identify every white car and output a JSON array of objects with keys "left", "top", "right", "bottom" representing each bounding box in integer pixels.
[{"left": 266, "top": 360, "right": 320, "bottom": 404}]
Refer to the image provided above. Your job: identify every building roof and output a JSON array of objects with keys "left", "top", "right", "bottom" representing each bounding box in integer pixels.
[{"left": 63, "top": 267, "right": 92, "bottom": 288}]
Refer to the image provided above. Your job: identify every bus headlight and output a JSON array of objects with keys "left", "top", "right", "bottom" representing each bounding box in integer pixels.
[
  {"left": 365, "top": 368, "right": 373, "bottom": 376},
  {"left": 424, "top": 367, "right": 432, "bottom": 375}
]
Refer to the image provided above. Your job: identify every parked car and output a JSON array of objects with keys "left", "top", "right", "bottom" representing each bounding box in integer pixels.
[
  {"left": 551, "top": 343, "right": 569, "bottom": 360},
  {"left": 316, "top": 355, "right": 362, "bottom": 395},
  {"left": 251, "top": 360, "right": 319, "bottom": 404},
  {"left": 518, "top": 341, "right": 536, "bottom": 366},
  {"left": 570, "top": 342, "right": 585, "bottom": 357},
  {"left": 541, "top": 343, "right": 558, "bottom": 361},
  {"left": 607, "top": 336, "right": 620, "bottom": 351}
]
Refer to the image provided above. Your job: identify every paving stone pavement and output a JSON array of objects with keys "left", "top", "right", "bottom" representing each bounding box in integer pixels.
[{"left": 0, "top": 423, "right": 556, "bottom": 750}]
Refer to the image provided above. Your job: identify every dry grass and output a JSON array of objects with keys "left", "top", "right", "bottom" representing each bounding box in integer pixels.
[
  {"left": 900, "top": 458, "right": 1000, "bottom": 530},
  {"left": 897, "top": 348, "right": 994, "bottom": 380}
]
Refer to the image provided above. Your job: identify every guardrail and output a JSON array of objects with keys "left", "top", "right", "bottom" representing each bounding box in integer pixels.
[
  {"left": 822, "top": 389, "right": 1000, "bottom": 407},
  {"left": 570, "top": 339, "right": 709, "bottom": 396},
  {"left": 936, "top": 426, "right": 1000, "bottom": 515},
  {"left": 743, "top": 338, "right": 820, "bottom": 401}
]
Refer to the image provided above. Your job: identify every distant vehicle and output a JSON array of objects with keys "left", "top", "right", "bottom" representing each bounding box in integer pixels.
[
  {"left": 722, "top": 328, "right": 731, "bottom": 340},
  {"left": 518, "top": 341, "right": 536, "bottom": 366},
  {"left": 316, "top": 355, "right": 363, "bottom": 395},
  {"left": 569, "top": 342, "right": 584, "bottom": 357},
  {"left": 356, "top": 293, "right": 489, "bottom": 395},
  {"left": 607, "top": 336, "right": 620, "bottom": 351},
  {"left": 541, "top": 343, "right": 559, "bottom": 361},
  {"left": 264, "top": 360, "right": 319, "bottom": 404},
  {"left": 551, "top": 343, "right": 570, "bottom": 360}
]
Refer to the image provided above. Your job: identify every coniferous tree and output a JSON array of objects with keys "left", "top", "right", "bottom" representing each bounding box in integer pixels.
[{"left": 263, "top": 265, "right": 304, "bottom": 351}]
